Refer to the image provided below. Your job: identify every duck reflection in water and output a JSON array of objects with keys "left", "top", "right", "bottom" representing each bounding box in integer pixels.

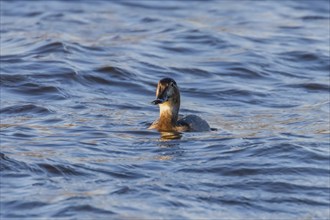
[
  {"left": 155, "top": 132, "right": 184, "bottom": 160},
  {"left": 159, "top": 131, "right": 182, "bottom": 140},
  {"left": 149, "top": 78, "right": 210, "bottom": 135}
]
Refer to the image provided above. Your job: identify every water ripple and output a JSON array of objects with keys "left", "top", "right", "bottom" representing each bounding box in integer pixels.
[{"left": 1, "top": 0, "right": 329, "bottom": 219}]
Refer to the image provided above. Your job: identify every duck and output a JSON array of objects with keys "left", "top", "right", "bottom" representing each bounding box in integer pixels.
[{"left": 149, "top": 77, "right": 210, "bottom": 132}]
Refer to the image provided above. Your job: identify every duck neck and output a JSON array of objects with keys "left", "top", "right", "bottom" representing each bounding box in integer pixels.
[{"left": 158, "top": 101, "right": 180, "bottom": 131}]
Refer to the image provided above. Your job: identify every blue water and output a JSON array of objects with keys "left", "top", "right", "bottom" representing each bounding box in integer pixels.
[{"left": 1, "top": 0, "right": 329, "bottom": 219}]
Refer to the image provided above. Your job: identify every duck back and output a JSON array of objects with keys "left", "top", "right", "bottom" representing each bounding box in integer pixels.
[{"left": 177, "top": 115, "right": 210, "bottom": 132}]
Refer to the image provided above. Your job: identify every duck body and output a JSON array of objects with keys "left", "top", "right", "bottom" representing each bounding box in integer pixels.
[
  {"left": 149, "top": 114, "right": 210, "bottom": 132},
  {"left": 149, "top": 78, "right": 210, "bottom": 132}
]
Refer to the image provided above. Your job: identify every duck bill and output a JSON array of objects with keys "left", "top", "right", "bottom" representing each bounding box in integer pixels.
[
  {"left": 152, "top": 93, "right": 169, "bottom": 105},
  {"left": 152, "top": 83, "right": 169, "bottom": 105},
  {"left": 151, "top": 98, "right": 165, "bottom": 105}
]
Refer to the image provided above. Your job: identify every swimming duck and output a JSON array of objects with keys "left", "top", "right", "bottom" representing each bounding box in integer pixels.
[{"left": 149, "top": 78, "right": 210, "bottom": 132}]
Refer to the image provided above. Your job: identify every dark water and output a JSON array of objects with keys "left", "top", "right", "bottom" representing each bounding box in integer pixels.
[{"left": 1, "top": 0, "right": 329, "bottom": 219}]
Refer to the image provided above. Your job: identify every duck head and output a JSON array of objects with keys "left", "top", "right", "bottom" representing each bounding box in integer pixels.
[
  {"left": 151, "top": 78, "right": 181, "bottom": 128},
  {"left": 151, "top": 78, "right": 180, "bottom": 106}
]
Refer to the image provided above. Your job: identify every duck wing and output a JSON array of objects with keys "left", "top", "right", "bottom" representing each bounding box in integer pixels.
[{"left": 177, "top": 115, "right": 210, "bottom": 132}]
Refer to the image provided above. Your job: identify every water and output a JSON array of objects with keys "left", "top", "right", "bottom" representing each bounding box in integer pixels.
[{"left": 1, "top": 0, "right": 329, "bottom": 219}]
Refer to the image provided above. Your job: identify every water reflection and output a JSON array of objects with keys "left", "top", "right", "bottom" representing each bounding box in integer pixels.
[
  {"left": 152, "top": 131, "right": 184, "bottom": 160},
  {"left": 159, "top": 131, "right": 182, "bottom": 140}
]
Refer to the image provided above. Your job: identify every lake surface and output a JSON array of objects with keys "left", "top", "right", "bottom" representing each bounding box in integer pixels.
[{"left": 1, "top": 0, "right": 329, "bottom": 219}]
